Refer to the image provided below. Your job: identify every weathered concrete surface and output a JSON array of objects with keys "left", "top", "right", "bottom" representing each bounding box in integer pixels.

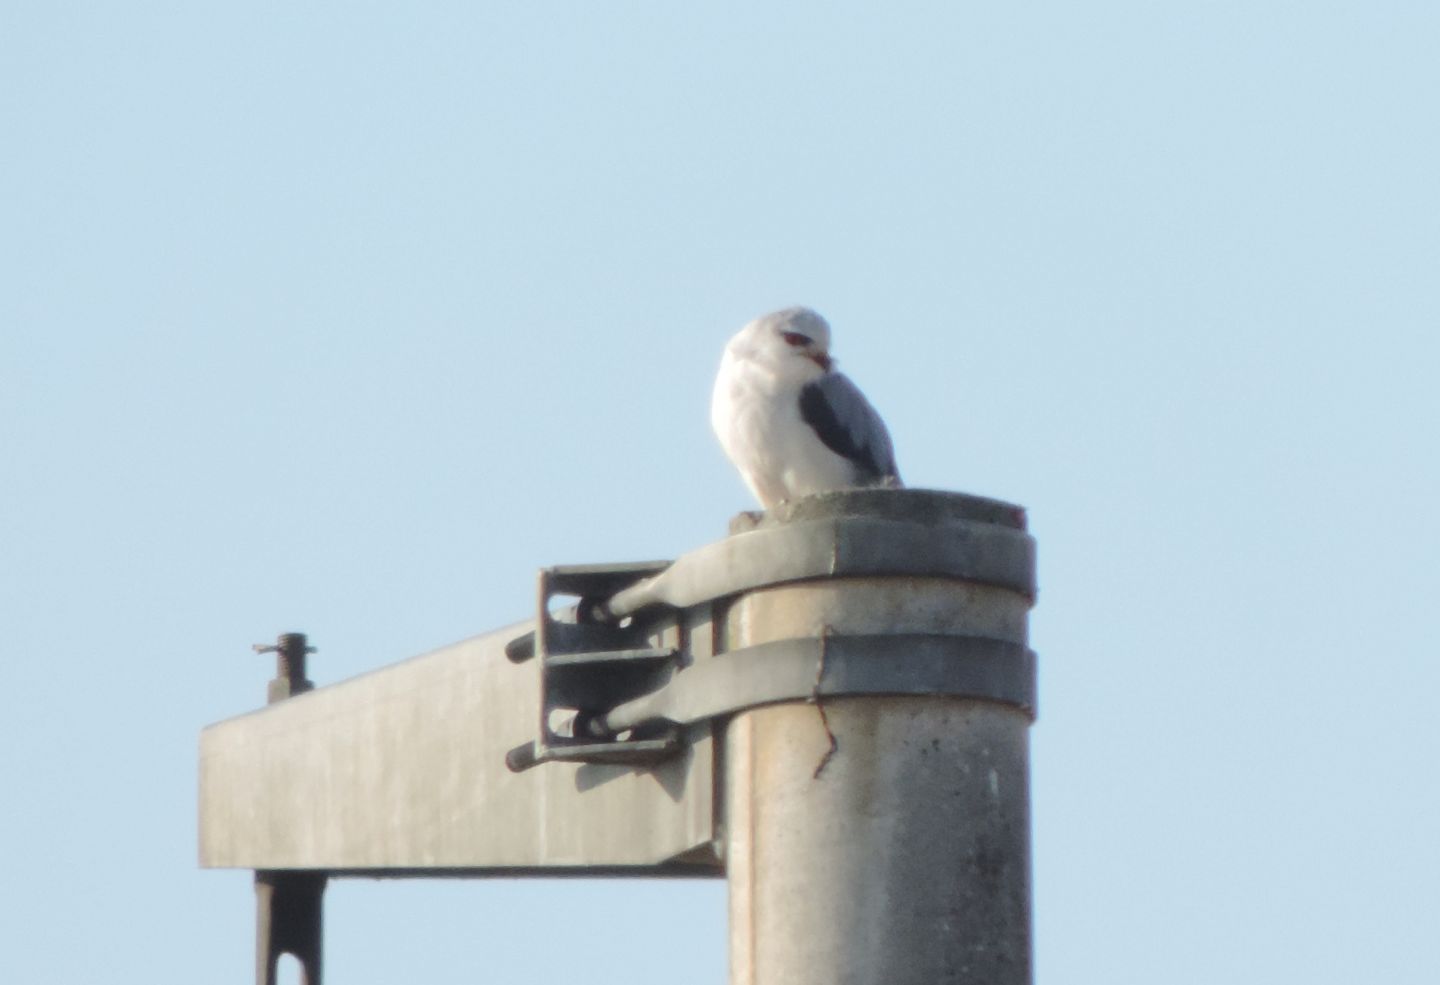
[
  {"left": 200, "top": 624, "right": 716, "bottom": 873},
  {"left": 721, "top": 505, "right": 1034, "bottom": 985},
  {"left": 725, "top": 697, "right": 1031, "bottom": 985}
]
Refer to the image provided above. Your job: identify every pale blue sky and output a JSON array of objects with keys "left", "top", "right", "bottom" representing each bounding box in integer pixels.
[{"left": 3, "top": 3, "right": 1438, "bottom": 983}]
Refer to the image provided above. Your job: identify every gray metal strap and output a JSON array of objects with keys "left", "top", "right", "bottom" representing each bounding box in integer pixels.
[
  {"left": 599, "top": 518, "right": 1036, "bottom": 619},
  {"left": 603, "top": 634, "right": 1036, "bottom": 733}
]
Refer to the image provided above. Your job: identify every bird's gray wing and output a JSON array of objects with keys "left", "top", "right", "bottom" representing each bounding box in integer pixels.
[{"left": 798, "top": 372, "right": 900, "bottom": 483}]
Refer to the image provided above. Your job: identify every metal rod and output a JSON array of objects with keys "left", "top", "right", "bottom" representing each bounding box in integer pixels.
[{"left": 255, "top": 871, "right": 325, "bottom": 985}]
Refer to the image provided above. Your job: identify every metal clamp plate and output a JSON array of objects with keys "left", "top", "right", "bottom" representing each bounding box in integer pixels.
[
  {"left": 604, "top": 634, "right": 1036, "bottom": 733},
  {"left": 505, "top": 562, "right": 683, "bottom": 773},
  {"left": 601, "top": 516, "right": 1035, "bottom": 619}
]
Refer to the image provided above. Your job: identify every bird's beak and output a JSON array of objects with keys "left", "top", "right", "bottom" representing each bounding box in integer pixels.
[{"left": 810, "top": 351, "right": 833, "bottom": 371}]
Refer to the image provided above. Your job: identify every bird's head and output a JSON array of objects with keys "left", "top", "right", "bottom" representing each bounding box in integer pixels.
[{"left": 732, "top": 306, "right": 834, "bottom": 380}]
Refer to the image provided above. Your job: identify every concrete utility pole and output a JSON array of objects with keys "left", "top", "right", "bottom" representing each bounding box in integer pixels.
[
  {"left": 721, "top": 496, "right": 1032, "bottom": 985},
  {"left": 201, "top": 489, "right": 1037, "bottom": 985}
]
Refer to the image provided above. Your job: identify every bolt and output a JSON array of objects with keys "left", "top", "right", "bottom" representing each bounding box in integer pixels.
[{"left": 253, "top": 632, "right": 316, "bottom": 703}]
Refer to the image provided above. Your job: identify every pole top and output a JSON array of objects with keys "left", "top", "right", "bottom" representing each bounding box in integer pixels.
[{"left": 730, "top": 487, "right": 1027, "bottom": 535}]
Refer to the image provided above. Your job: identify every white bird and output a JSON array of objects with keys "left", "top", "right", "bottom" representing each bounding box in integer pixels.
[{"left": 711, "top": 306, "right": 900, "bottom": 508}]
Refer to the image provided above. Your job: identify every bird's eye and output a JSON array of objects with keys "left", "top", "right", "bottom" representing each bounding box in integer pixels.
[{"left": 781, "top": 331, "right": 812, "bottom": 347}]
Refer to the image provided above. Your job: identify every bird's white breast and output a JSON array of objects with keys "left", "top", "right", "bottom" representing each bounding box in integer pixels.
[{"left": 711, "top": 350, "right": 858, "bottom": 506}]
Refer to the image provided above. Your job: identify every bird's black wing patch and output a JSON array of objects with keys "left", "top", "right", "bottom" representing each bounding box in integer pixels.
[{"left": 798, "top": 373, "right": 899, "bottom": 483}]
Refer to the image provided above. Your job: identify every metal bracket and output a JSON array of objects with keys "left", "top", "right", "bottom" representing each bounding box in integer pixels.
[
  {"left": 604, "top": 634, "right": 1036, "bottom": 733},
  {"left": 255, "top": 870, "right": 325, "bottom": 985},
  {"left": 505, "top": 561, "right": 684, "bottom": 773},
  {"left": 505, "top": 494, "right": 1038, "bottom": 772},
  {"left": 598, "top": 514, "right": 1035, "bottom": 619},
  {"left": 505, "top": 596, "right": 1036, "bottom": 775}
]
